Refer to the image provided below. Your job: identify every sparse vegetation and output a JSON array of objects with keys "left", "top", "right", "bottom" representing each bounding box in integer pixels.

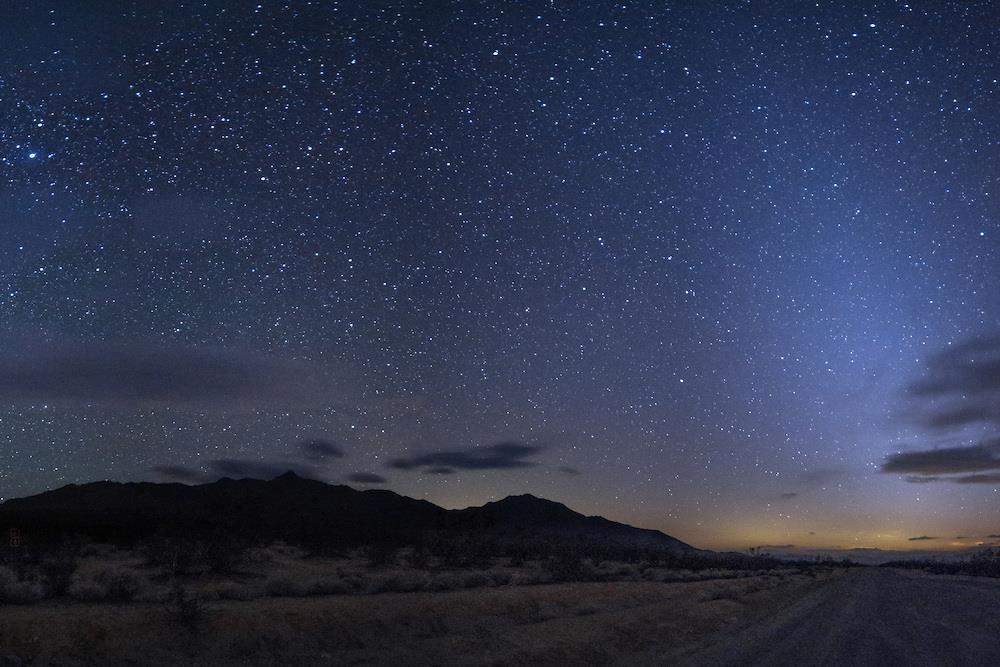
[
  {"left": 68, "top": 565, "right": 146, "bottom": 602},
  {"left": 40, "top": 554, "right": 79, "bottom": 597},
  {"left": 882, "top": 548, "right": 1000, "bottom": 578},
  {"left": 0, "top": 534, "right": 834, "bottom": 609},
  {"left": 0, "top": 566, "right": 43, "bottom": 604},
  {"left": 169, "top": 583, "right": 207, "bottom": 630},
  {"left": 264, "top": 575, "right": 308, "bottom": 598},
  {"left": 0, "top": 562, "right": 833, "bottom": 665},
  {"left": 202, "top": 580, "right": 257, "bottom": 601}
]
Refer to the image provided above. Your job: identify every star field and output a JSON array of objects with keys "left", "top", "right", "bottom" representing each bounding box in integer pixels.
[{"left": 1, "top": 1, "right": 999, "bottom": 551}]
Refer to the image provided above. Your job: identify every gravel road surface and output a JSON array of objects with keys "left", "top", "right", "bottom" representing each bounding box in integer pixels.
[{"left": 679, "top": 568, "right": 1000, "bottom": 666}]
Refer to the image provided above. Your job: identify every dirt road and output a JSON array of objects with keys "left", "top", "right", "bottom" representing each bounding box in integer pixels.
[{"left": 677, "top": 568, "right": 1000, "bottom": 666}]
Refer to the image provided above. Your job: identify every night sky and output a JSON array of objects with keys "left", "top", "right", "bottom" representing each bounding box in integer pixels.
[{"left": 2, "top": 1, "right": 999, "bottom": 552}]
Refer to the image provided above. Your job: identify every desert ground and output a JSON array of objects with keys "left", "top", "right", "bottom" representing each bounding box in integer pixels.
[
  {"left": 3, "top": 550, "right": 1000, "bottom": 666},
  {"left": 0, "top": 565, "right": 825, "bottom": 665}
]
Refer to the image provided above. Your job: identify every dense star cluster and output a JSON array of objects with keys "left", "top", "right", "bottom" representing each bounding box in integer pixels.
[{"left": 1, "top": 1, "right": 998, "bottom": 551}]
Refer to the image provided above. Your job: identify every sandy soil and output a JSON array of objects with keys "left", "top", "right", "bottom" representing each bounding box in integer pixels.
[{"left": 0, "top": 570, "right": 833, "bottom": 665}]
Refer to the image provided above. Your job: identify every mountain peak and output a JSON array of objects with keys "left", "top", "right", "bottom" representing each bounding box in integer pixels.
[
  {"left": 470, "top": 493, "right": 578, "bottom": 524},
  {"left": 0, "top": 478, "right": 697, "bottom": 554},
  {"left": 499, "top": 493, "right": 542, "bottom": 501}
]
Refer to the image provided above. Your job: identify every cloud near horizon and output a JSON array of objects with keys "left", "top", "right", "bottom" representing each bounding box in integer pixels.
[
  {"left": 883, "top": 439, "right": 1000, "bottom": 475},
  {"left": 886, "top": 334, "right": 1000, "bottom": 484},
  {"left": 387, "top": 441, "right": 543, "bottom": 472},
  {"left": 150, "top": 464, "right": 207, "bottom": 484},
  {"left": 754, "top": 544, "right": 795, "bottom": 550},
  {"left": 152, "top": 458, "right": 320, "bottom": 483},
  {"left": 908, "top": 535, "right": 937, "bottom": 541},
  {"left": 347, "top": 472, "right": 387, "bottom": 484},
  {"left": 882, "top": 438, "right": 1000, "bottom": 484},
  {"left": 151, "top": 462, "right": 392, "bottom": 486}
]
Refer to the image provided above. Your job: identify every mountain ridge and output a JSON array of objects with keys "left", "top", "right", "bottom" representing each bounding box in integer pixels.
[{"left": 0, "top": 471, "right": 699, "bottom": 554}]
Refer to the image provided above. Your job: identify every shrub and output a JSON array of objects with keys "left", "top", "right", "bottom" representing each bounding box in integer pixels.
[
  {"left": 203, "top": 539, "right": 248, "bottom": 575},
  {"left": 143, "top": 539, "right": 202, "bottom": 575},
  {"left": 428, "top": 570, "right": 491, "bottom": 591},
  {"left": 699, "top": 586, "right": 741, "bottom": 602},
  {"left": 41, "top": 555, "right": 79, "bottom": 597},
  {"left": 170, "top": 583, "right": 206, "bottom": 631},
  {"left": 366, "top": 542, "right": 398, "bottom": 568},
  {"left": 0, "top": 566, "right": 43, "bottom": 604},
  {"left": 543, "top": 552, "right": 591, "bottom": 582},
  {"left": 96, "top": 566, "right": 144, "bottom": 601},
  {"left": 264, "top": 576, "right": 307, "bottom": 597},
  {"left": 365, "top": 570, "right": 429, "bottom": 594},
  {"left": 488, "top": 570, "right": 513, "bottom": 586},
  {"left": 68, "top": 580, "right": 108, "bottom": 601},
  {"left": 202, "top": 581, "right": 257, "bottom": 601},
  {"left": 307, "top": 577, "right": 354, "bottom": 596},
  {"left": 408, "top": 547, "right": 430, "bottom": 570},
  {"left": 68, "top": 566, "right": 145, "bottom": 602},
  {"left": 512, "top": 570, "right": 554, "bottom": 586}
]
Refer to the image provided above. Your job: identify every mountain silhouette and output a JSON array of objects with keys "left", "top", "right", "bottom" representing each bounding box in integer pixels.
[
  {"left": 0, "top": 472, "right": 698, "bottom": 554},
  {"left": 453, "top": 494, "right": 695, "bottom": 551}
]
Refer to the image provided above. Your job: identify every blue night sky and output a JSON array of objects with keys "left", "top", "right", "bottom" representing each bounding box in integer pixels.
[{"left": 1, "top": 1, "right": 999, "bottom": 551}]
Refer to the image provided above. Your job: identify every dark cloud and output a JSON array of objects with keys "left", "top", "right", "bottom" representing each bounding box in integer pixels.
[
  {"left": 777, "top": 492, "right": 799, "bottom": 500},
  {"left": 890, "top": 335, "right": 1000, "bottom": 483},
  {"left": 899, "top": 472, "right": 1000, "bottom": 485},
  {"left": 387, "top": 441, "right": 543, "bottom": 472},
  {"left": 557, "top": 466, "right": 582, "bottom": 476},
  {"left": 908, "top": 333, "right": 1000, "bottom": 429},
  {"left": 0, "top": 342, "right": 324, "bottom": 409},
  {"left": 209, "top": 459, "right": 317, "bottom": 480},
  {"left": 151, "top": 459, "right": 319, "bottom": 483},
  {"left": 910, "top": 334, "right": 1000, "bottom": 398},
  {"left": 988, "top": 535, "right": 1000, "bottom": 539},
  {"left": 926, "top": 406, "right": 998, "bottom": 430},
  {"left": 952, "top": 473, "right": 1000, "bottom": 485},
  {"left": 882, "top": 439, "right": 1000, "bottom": 476},
  {"left": 347, "top": 472, "right": 387, "bottom": 484},
  {"left": 151, "top": 464, "right": 208, "bottom": 484},
  {"left": 299, "top": 439, "right": 345, "bottom": 462},
  {"left": 908, "top": 536, "right": 937, "bottom": 541},
  {"left": 903, "top": 475, "right": 941, "bottom": 484},
  {"left": 425, "top": 467, "right": 455, "bottom": 475}
]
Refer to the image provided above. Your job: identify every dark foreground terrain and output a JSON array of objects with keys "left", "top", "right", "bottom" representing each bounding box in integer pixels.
[
  {"left": 2, "top": 567, "right": 998, "bottom": 665},
  {"left": 4, "top": 476, "right": 999, "bottom": 665}
]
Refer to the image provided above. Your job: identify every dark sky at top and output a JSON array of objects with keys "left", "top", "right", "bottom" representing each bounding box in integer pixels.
[{"left": 1, "top": 1, "right": 998, "bottom": 551}]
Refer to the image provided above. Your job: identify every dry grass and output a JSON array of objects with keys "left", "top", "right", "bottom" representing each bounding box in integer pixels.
[
  {"left": 2, "top": 544, "right": 806, "bottom": 606},
  {"left": 0, "top": 566, "right": 43, "bottom": 604},
  {"left": 0, "top": 547, "right": 830, "bottom": 665},
  {"left": 0, "top": 543, "right": 827, "bottom": 664},
  {"left": 0, "top": 568, "right": 837, "bottom": 665}
]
